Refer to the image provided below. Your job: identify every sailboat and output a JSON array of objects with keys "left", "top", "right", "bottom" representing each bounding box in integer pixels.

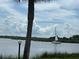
[{"left": 52, "top": 27, "right": 61, "bottom": 44}]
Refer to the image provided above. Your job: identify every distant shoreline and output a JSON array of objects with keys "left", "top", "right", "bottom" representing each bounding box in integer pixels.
[{"left": 0, "top": 35, "right": 79, "bottom": 43}]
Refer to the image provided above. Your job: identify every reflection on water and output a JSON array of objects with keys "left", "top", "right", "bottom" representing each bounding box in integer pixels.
[{"left": 0, "top": 39, "right": 79, "bottom": 57}]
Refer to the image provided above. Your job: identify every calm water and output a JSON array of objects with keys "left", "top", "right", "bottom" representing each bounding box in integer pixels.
[{"left": 0, "top": 39, "right": 79, "bottom": 58}]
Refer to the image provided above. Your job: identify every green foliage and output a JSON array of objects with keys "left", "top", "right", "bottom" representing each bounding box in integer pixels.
[
  {"left": 0, "top": 55, "right": 17, "bottom": 59},
  {"left": 0, "top": 35, "right": 26, "bottom": 40},
  {"left": 0, "top": 55, "right": 23, "bottom": 59},
  {"left": 59, "top": 35, "right": 79, "bottom": 43},
  {"left": 0, "top": 35, "right": 79, "bottom": 43},
  {"left": 32, "top": 53, "right": 79, "bottom": 59}
]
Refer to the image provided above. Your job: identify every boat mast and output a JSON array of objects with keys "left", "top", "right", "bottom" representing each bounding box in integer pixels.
[{"left": 55, "top": 27, "right": 58, "bottom": 41}]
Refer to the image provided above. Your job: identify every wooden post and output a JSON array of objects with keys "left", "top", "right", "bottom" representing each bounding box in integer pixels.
[{"left": 18, "top": 41, "right": 21, "bottom": 59}]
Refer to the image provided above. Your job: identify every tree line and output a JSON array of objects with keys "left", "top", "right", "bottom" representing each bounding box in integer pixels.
[{"left": 0, "top": 35, "right": 79, "bottom": 43}]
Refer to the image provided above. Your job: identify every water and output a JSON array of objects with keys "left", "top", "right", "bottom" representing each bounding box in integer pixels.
[{"left": 0, "top": 39, "right": 79, "bottom": 58}]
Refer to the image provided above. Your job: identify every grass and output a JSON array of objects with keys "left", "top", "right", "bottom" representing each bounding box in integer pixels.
[
  {"left": 32, "top": 52, "right": 79, "bottom": 59},
  {"left": 0, "top": 53, "right": 79, "bottom": 59},
  {"left": 0, "top": 55, "right": 23, "bottom": 59},
  {"left": 0, "top": 55, "right": 17, "bottom": 59}
]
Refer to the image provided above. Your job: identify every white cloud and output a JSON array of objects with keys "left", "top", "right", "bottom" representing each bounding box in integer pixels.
[
  {"left": 35, "top": 1, "right": 61, "bottom": 11},
  {"left": 33, "top": 0, "right": 79, "bottom": 37},
  {"left": 38, "top": 26, "right": 52, "bottom": 33},
  {"left": 58, "top": 0, "right": 79, "bottom": 10},
  {"left": 0, "top": 0, "right": 79, "bottom": 37},
  {"left": 0, "top": 1, "right": 27, "bottom": 36}
]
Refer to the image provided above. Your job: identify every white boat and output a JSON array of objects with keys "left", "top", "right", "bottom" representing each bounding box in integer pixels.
[{"left": 52, "top": 27, "right": 61, "bottom": 44}]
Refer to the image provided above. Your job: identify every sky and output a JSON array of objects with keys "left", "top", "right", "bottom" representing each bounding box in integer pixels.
[{"left": 0, "top": 0, "right": 79, "bottom": 38}]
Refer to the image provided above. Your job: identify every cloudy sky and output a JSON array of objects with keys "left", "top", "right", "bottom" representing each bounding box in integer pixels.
[{"left": 0, "top": 0, "right": 79, "bottom": 38}]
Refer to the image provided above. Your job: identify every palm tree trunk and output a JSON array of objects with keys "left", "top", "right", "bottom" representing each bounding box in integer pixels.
[{"left": 23, "top": 0, "right": 34, "bottom": 59}]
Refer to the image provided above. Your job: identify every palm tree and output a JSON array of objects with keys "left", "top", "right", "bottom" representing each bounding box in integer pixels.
[
  {"left": 23, "top": 0, "right": 51, "bottom": 59},
  {"left": 23, "top": 0, "right": 34, "bottom": 59},
  {"left": 16, "top": 0, "right": 51, "bottom": 59}
]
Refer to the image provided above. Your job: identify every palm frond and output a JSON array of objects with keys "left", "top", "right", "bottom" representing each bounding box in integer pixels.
[
  {"left": 15, "top": 0, "right": 51, "bottom": 3},
  {"left": 35, "top": 0, "right": 51, "bottom": 2}
]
